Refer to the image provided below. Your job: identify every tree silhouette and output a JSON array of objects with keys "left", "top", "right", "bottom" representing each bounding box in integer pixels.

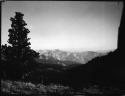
[
  {"left": 1, "top": 12, "right": 39, "bottom": 79},
  {"left": 8, "top": 12, "right": 38, "bottom": 61}
]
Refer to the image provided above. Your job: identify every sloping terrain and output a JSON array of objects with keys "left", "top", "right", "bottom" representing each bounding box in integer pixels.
[{"left": 62, "top": 50, "right": 125, "bottom": 89}]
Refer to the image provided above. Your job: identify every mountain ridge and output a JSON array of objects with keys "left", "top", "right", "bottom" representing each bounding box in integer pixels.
[{"left": 37, "top": 49, "right": 110, "bottom": 65}]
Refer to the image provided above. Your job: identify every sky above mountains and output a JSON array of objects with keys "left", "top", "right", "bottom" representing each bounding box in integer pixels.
[{"left": 2, "top": 1, "right": 123, "bottom": 51}]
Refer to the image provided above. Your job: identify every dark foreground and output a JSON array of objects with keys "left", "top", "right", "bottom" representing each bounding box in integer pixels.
[{"left": 1, "top": 80, "right": 125, "bottom": 96}]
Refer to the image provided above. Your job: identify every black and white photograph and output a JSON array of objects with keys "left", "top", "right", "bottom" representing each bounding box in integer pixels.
[{"left": 1, "top": 1, "right": 125, "bottom": 95}]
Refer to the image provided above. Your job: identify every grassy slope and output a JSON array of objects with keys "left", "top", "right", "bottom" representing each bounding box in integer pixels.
[{"left": 1, "top": 80, "right": 125, "bottom": 96}]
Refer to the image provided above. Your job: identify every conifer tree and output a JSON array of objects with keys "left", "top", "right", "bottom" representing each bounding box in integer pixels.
[
  {"left": 7, "top": 12, "right": 39, "bottom": 62},
  {"left": 1, "top": 12, "right": 39, "bottom": 79}
]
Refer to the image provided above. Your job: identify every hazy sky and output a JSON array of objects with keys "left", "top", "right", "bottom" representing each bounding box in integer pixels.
[{"left": 2, "top": 1, "right": 123, "bottom": 51}]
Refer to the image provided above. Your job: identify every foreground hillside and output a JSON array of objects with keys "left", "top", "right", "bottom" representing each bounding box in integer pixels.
[{"left": 1, "top": 80, "right": 125, "bottom": 96}]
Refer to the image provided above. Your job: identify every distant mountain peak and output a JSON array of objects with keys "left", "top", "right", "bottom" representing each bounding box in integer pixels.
[{"left": 37, "top": 49, "right": 109, "bottom": 66}]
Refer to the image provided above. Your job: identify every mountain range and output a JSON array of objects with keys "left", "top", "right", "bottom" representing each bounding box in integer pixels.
[{"left": 37, "top": 49, "right": 110, "bottom": 66}]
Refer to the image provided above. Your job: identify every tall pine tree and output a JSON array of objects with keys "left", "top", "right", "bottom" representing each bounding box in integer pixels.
[
  {"left": 1, "top": 12, "right": 39, "bottom": 79},
  {"left": 8, "top": 12, "right": 39, "bottom": 62}
]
